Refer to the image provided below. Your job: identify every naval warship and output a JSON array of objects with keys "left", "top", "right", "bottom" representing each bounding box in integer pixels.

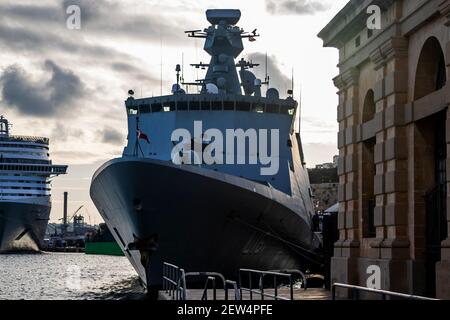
[
  {"left": 90, "top": 9, "right": 322, "bottom": 291},
  {"left": 0, "top": 116, "right": 67, "bottom": 252}
]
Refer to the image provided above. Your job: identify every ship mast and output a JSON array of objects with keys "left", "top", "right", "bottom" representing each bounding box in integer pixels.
[{"left": 183, "top": 9, "right": 265, "bottom": 96}]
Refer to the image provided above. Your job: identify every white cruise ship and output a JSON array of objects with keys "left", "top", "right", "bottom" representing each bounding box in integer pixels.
[{"left": 0, "top": 116, "right": 67, "bottom": 252}]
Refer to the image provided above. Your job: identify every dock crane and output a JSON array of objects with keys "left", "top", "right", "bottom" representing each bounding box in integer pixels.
[{"left": 59, "top": 205, "right": 84, "bottom": 235}]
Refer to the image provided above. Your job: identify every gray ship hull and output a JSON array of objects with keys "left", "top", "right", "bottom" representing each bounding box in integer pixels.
[
  {"left": 90, "top": 158, "right": 321, "bottom": 288},
  {"left": 0, "top": 201, "right": 50, "bottom": 252}
]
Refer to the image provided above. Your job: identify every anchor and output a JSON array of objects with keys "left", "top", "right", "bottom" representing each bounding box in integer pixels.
[{"left": 128, "top": 233, "right": 159, "bottom": 299}]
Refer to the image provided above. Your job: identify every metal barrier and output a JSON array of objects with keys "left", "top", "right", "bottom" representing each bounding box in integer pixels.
[
  {"left": 163, "top": 263, "right": 241, "bottom": 301},
  {"left": 185, "top": 273, "right": 241, "bottom": 300},
  {"left": 162, "top": 262, "right": 186, "bottom": 300},
  {"left": 202, "top": 277, "right": 216, "bottom": 300},
  {"left": 239, "top": 269, "right": 294, "bottom": 300},
  {"left": 225, "top": 280, "right": 241, "bottom": 301},
  {"left": 269, "top": 269, "right": 308, "bottom": 290},
  {"left": 184, "top": 272, "right": 226, "bottom": 301},
  {"left": 332, "top": 283, "right": 439, "bottom": 300},
  {"left": 163, "top": 263, "right": 305, "bottom": 301}
]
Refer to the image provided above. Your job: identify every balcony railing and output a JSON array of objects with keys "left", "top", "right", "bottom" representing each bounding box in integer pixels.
[{"left": 0, "top": 135, "right": 49, "bottom": 145}]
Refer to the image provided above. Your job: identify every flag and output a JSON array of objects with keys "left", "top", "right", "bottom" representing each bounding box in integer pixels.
[
  {"left": 135, "top": 116, "right": 150, "bottom": 143},
  {"left": 137, "top": 130, "right": 150, "bottom": 143}
]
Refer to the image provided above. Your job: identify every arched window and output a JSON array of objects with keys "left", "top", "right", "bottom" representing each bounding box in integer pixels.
[
  {"left": 362, "top": 89, "right": 376, "bottom": 238},
  {"left": 362, "top": 89, "right": 375, "bottom": 123},
  {"left": 362, "top": 137, "right": 376, "bottom": 238},
  {"left": 414, "top": 37, "right": 447, "bottom": 100}
]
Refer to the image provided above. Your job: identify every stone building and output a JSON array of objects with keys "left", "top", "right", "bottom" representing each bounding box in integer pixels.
[
  {"left": 308, "top": 165, "right": 339, "bottom": 213},
  {"left": 311, "top": 182, "right": 339, "bottom": 212},
  {"left": 318, "top": 0, "right": 450, "bottom": 298}
]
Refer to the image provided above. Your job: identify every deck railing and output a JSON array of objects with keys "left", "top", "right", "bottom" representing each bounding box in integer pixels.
[
  {"left": 239, "top": 269, "right": 295, "bottom": 301},
  {"left": 0, "top": 135, "right": 49, "bottom": 144}
]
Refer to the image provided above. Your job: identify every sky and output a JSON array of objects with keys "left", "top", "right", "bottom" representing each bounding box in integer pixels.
[{"left": 0, "top": 0, "right": 348, "bottom": 223}]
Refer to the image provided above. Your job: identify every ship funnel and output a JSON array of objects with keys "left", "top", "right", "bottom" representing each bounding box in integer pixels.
[
  {"left": 0, "top": 116, "right": 10, "bottom": 137},
  {"left": 206, "top": 9, "right": 241, "bottom": 25}
]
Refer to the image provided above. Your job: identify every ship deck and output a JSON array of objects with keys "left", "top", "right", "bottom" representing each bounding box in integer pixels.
[{"left": 158, "top": 287, "right": 332, "bottom": 300}]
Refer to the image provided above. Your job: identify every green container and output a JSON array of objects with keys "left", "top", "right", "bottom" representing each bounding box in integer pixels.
[{"left": 85, "top": 242, "right": 124, "bottom": 256}]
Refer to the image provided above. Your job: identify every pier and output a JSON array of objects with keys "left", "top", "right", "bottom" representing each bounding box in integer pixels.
[
  {"left": 157, "top": 262, "right": 438, "bottom": 301},
  {"left": 159, "top": 288, "right": 331, "bottom": 301}
]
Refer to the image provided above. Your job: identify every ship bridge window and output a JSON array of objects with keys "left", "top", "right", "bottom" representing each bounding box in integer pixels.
[
  {"left": 177, "top": 101, "right": 188, "bottom": 110},
  {"left": 127, "top": 107, "right": 138, "bottom": 115},
  {"left": 211, "top": 100, "right": 222, "bottom": 110},
  {"left": 266, "top": 104, "right": 280, "bottom": 114},
  {"left": 139, "top": 104, "right": 151, "bottom": 113},
  {"left": 163, "top": 102, "right": 176, "bottom": 112},
  {"left": 190, "top": 101, "right": 201, "bottom": 110},
  {"left": 252, "top": 104, "right": 264, "bottom": 113},
  {"left": 236, "top": 102, "right": 251, "bottom": 112},
  {"left": 224, "top": 101, "right": 235, "bottom": 110},
  {"left": 151, "top": 103, "right": 162, "bottom": 112},
  {"left": 280, "top": 107, "right": 295, "bottom": 115},
  {"left": 201, "top": 101, "right": 211, "bottom": 111}
]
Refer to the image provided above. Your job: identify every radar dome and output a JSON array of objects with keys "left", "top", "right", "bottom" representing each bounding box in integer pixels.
[
  {"left": 206, "top": 9, "right": 241, "bottom": 25},
  {"left": 206, "top": 83, "right": 219, "bottom": 94},
  {"left": 266, "top": 88, "right": 279, "bottom": 100}
]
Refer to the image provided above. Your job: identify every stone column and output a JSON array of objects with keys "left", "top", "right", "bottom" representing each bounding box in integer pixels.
[
  {"left": 436, "top": 107, "right": 450, "bottom": 299},
  {"left": 436, "top": 0, "right": 450, "bottom": 299},
  {"left": 369, "top": 37, "right": 411, "bottom": 292},
  {"left": 331, "top": 68, "right": 360, "bottom": 290},
  {"left": 342, "top": 68, "right": 361, "bottom": 253},
  {"left": 369, "top": 46, "right": 388, "bottom": 258}
]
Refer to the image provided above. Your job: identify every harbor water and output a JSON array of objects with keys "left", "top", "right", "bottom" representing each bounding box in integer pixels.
[{"left": 0, "top": 253, "right": 145, "bottom": 300}]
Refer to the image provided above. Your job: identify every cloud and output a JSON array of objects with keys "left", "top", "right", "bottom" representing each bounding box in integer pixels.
[
  {"left": 0, "top": 3, "right": 63, "bottom": 23},
  {"left": 303, "top": 143, "right": 338, "bottom": 168},
  {"left": 302, "top": 116, "right": 337, "bottom": 131},
  {"left": 0, "top": 1, "right": 193, "bottom": 48},
  {"left": 59, "top": 0, "right": 196, "bottom": 44},
  {"left": 266, "top": 0, "right": 330, "bottom": 15},
  {"left": 51, "top": 150, "right": 105, "bottom": 163},
  {"left": 51, "top": 123, "right": 85, "bottom": 143},
  {"left": 0, "top": 2, "right": 192, "bottom": 87},
  {"left": 0, "top": 60, "right": 85, "bottom": 117},
  {"left": 111, "top": 62, "right": 141, "bottom": 73},
  {"left": 61, "top": 0, "right": 117, "bottom": 23},
  {"left": 111, "top": 62, "right": 160, "bottom": 85},
  {"left": 98, "top": 127, "right": 124, "bottom": 146},
  {"left": 246, "top": 52, "right": 291, "bottom": 96},
  {"left": 0, "top": 23, "right": 131, "bottom": 60}
]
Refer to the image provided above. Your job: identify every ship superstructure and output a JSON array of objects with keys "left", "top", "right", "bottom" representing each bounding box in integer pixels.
[
  {"left": 0, "top": 116, "right": 67, "bottom": 252},
  {"left": 90, "top": 9, "right": 321, "bottom": 292}
]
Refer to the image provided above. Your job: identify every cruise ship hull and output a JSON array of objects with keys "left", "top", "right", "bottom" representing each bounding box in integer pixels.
[
  {"left": 0, "top": 200, "right": 50, "bottom": 252},
  {"left": 90, "top": 158, "right": 321, "bottom": 289}
]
